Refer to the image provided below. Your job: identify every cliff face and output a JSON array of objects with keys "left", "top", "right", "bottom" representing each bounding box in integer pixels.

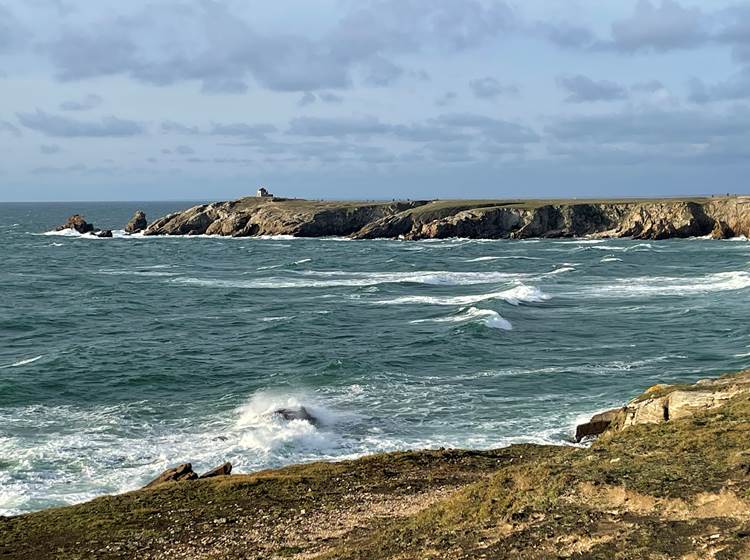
[
  {"left": 5, "top": 370, "right": 750, "bottom": 559},
  {"left": 143, "top": 196, "right": 750, "bottom": 240}
]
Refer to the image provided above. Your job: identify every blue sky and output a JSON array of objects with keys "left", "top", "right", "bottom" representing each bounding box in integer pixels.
[{"left": 1, "top": 0, "right": 750, "bottom": 201}]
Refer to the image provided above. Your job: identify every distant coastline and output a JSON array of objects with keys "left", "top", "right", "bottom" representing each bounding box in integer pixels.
[{"left": 135, "top": 195, "right": 750, "bottom": 240}]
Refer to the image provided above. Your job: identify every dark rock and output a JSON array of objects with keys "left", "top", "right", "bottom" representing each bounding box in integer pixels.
[
  {"left": 274, "top": 406, "right": 318, "bottom": 426},
  {"left": 125, "top": 211, "right": 147, "bottom": 233},
  {"left": 575, "top": 408, "right": 625, "bottom": 442},
  {"left": 56, "top": 214, "right": 94, "bottom": 234},
  {"left": 199, "top": 462, "right": 232, "bottom": 479},
  {"left": 92, "top": 230, "right": 113, "bottom": 238},
  {"left": 143, "top": 463, "right": 198, "bottom": 488},
  {"left": 710, "top": 220, "right": 735, "bottom": 240}
]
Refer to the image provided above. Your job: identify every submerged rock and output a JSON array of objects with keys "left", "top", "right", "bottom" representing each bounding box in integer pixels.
[
  {"left": 125, "top": 211, "right": 147, "bottom": 233},
  {"left": 56, "top": 214, "right": 94, "bottom": 234},
  {"left": 199, "top": 462, "right": 232, "bottom": 479},
  {"left": 91, "top": 229, "right": 113, "bottom": 238},
  {"left": 274, "top": 406, "right": 318, "bottom": 425},
  {"left": 143, "top": 463, "right": 198, "bottom": 488}
]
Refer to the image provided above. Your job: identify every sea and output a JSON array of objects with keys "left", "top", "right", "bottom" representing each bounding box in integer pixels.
[{"left": 1, "top": 201, "right": 749, "bottom": 516}]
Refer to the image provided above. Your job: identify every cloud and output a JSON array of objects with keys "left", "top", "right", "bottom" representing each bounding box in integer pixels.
[
  {"left": 287, "top": 116, "right": 390, "bottom": 137},
  {"left": 297, "top": 91, "right": 344, "bottom": 106},
  {"left": 175, "top": 145, "right": 194, "bottom": 155},
  {"left": 688, "top": 72, "right": 750, "bottom": 104},
  {"left": 59, "top": 94, "right": 103, "bottom": 111},
  {"left": 17, "top": 110, "right": 145, "bottom": 137},
  {"left": 436, "top": 91, "right": 458, "bottom": 107},
  {"left": 0, "top": 120, "right": 21, "bottom": 137},
  {"left": 631, "top": 80, "right": 665, "bottom": 93},
  {"left": 547, "top": 106, "right": 750, "bottom": 145},
  {"left": 556, "top": 74, "right": 628, "bottom": 103},
  {"left": 37, "top": 1, "right": 516, "bottom": 94},
  {"left": 161, "top": 120, "right": 200, "bottom": 135},
  {"left": 210, "top": 122, "right": 277, "bottom": 139},
  {"left": 469, "top": 77, "right": 519, "bottom": 100},
  {"left": 535, "top": 21, "right": 597, "bottom": 49},
  {"left": 40, "top": 144, "right": 61, "bottom": 154},
  {"left": 609, "top": 0, "right": 709, "bottom": 52}
]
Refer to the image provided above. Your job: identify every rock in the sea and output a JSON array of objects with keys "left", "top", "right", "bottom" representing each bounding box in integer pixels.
[
  {"left": 125, "top": 210, "right": 147, "bottom": 233},
  {"left": 274, "top": 406, "right": 318, "bottom": 425},
  {"left": 575, "top": 408, "right": 625, "bottom": 442},
  {"left": 710, "top": 220, "right": 735, "bottom": 239},
  {"left": 199, "top": 462, "right": 232, "bottom": 479},
  {"left": 56, "top": 214, "right": 94, "bottom": 234},
  {"left": 144, "top": 463, "right": 198, "bottom": 488},
  {"left": 91, "top": 229, "right": 113, "bottom": 238}
]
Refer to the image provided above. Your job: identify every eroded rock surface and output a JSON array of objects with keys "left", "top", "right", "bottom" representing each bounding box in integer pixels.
[
  {"left": 143, "top": 196, "right": 750, "bottom": 240},
  {"left": 125, "top": 211, "right": 147, "bottom": 233},
  {"left": 56, "top": 214, "right": 94, "bottom": 234}
]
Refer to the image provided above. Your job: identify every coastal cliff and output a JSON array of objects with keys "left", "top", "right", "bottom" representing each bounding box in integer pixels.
[
  {"left": 5, "top": 370, "right": 750, "bottom": 559},
  {"left": 142, "top": 196, "right": 750, "bottom": 240}
]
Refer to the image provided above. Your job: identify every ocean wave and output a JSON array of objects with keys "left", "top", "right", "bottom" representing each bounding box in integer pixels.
[
  {"left": 43, "top": 228, "right": 140, "bottom": 239},
  {"left": 546, "top": 266, "right": 575, "bottom": 275},
  {"left": 464, "top": 255, "right": 542, "bottom": 262},
  {"left": 410, "top": 307, "right": 512, "bottom": 330},
  {"left": 600, "top": 257, "right": 623, "bottom": 263},
  {"left": 587, "top": 271, "right": 750, "bottom": 297},
  {"left": 0, "top": 355, "right": 43, "bottom": 369},
  {"left": 171, "top": 270, "right": 533, "bottom": 290},
  {"left": 375, "top": 284, "right": 550, "bottom": 306}
]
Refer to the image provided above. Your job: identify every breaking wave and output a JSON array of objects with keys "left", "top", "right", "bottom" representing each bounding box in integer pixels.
[
  {"left": 375, "top": 285, "right": 550, "bottom": 306},
  {"left": 411, "top": 307, "right": 512, "bottom": 330}
]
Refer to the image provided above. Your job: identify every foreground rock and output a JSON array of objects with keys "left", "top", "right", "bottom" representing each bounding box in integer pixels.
[
  {"left": 274, "top": 406, "right": 318, "bottom": 425},
  {"left": 143, "top": 463, "right": 198, "bottom": 488},
  {"left": 6, "top": 370, "right": 750, "bottom": 559},
  {"left": 142, "top": 195, "right": 750, "bottom": 240},
  {"left": 56, "top": 214, "right": 94, "bottom": 234},
  {"left": 124, "top": 211, "right": 147, "bottom": 233}
]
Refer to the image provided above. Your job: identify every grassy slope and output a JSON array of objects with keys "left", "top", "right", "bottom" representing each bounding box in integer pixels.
[{"left": 4, "top": 372, "right": 750, "bottom": 559}]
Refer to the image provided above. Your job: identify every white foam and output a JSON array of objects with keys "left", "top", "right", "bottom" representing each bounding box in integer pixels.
[
  {"left": 587, "top": 271, "right": 750, "bottom": 298},
  {"left": 171, "top": 270, "right": 531, "bottom": 290},
  {"left": 293, "top": 258, "right": 312, "bottom": 265},
  {"left": 600, "top": 257, "right": 623, "bottom": 263},
  {"left": 42, "top": 228, "right": 142, "bottom": 240},
  {"left": 0, "top": 355, "right": 42, "bottom": 369},
  {"left": 411, "top": 307, "right": 512, "bottom": 330},
  {"left": 376, "top": 284, "right": 550, "bottom": 306},
  {"left": 546, "top": 266, "right": 575, "bottom": 275},
  {"left": 464, "top": 255, "right": 542, "bottom": 262}
]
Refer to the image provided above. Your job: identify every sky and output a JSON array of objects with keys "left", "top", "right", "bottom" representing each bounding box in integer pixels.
[{"left": 1, "top": 0, "right": 750, "bottom": 201}]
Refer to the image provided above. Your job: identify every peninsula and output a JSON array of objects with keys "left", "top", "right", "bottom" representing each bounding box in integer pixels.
[
  {"left": 4, "top": 370, "right": 750, "bottom": 559},
  {"left": 141, "top": 195, "right": 750, "bottom": 240}
]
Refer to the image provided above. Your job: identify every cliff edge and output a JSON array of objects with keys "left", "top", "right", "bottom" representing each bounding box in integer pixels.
[
  {"left": 142, "top": 196, "right": 750, "bottom": 240},
  {"left": 4, "top": 370, "right": 750, "bottom": 559}
]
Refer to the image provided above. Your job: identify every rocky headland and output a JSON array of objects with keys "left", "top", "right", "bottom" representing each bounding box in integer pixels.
[
  {"left": 141, "top": 195, "right": 750, "bottom": 240},
  {"left": 4, "top": 370, "right": 750, "bottom": 559}
]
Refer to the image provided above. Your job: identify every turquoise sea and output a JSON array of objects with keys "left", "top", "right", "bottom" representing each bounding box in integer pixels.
[{"left": 1, "top": 201, "right": 749, "bottom": 515}]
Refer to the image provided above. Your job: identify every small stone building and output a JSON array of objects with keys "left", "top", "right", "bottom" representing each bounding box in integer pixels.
[{"left": 256, "top": 186, "right": 273, "bottom": 198}]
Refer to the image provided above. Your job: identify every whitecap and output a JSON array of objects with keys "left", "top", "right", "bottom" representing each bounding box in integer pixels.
[
  {"left": 375, "top": 284, "right": 550, "bottom": 306},
  {"left": 410, "top": 307, "right": 512, "bottom": 330},
  {"left": 546, "top": 267, "right": 575, "bottom": 275},
  {"left": 586, "top": 271, "right": 750, "bottom": 298},
  {"left": 600, "top": 257, "right": 623, "bottom": 263},
  {"left": 171, "top": 270, "right": 530, "bottom": 290},
  {"left": 0, "top": 356, "right": 43, "bottom": 369},
  {"left": 293, "top": 258, "right": 312, "bottom": 265}
]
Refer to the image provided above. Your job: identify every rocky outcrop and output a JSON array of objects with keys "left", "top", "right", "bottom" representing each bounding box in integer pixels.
[
  {"left": 143, "top": 463, "right": 198, "bottom": 488},
  {"left": 576, "top": 369, "right": 750, "bottom": 440},
  {"left": 199, "top": 462, "right": 232, "bottom": 479},
  {"left": 56, "top": 214, "right": 94, "bottom": 234},
  {"left": 125, "top": 211, "right": 147, "bottom": 233},
  {"left": 143, "top": 196, "right": 750, "bottom": 240}
]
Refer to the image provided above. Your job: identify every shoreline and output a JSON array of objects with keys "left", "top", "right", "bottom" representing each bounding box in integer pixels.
[{"left": 4, "top": 369, "right": 750, "bottom": 558}]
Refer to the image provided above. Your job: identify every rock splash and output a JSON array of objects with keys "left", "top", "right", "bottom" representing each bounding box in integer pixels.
[{"left": 143, "top": 196, "right": 750, "bottom": 240}]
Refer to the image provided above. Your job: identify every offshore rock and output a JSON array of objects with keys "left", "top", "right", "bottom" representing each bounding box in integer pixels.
[
  {"left": 144, "top": 196, "right": 750, "bottom": 240},
  {"left": 274, "top": 406, "right": 318, "bottom": 425},
  {"left": 91, "top": 229, "right": 113, "bottom": 238},
  {"left": 56, "top": 214, "right": 94, "bottom": 234},
  {"left": 125, "top": 211, "right": 147, "bottom": 233},
  {"left": 143, "top": 463, "right": 198, "bottom": 488}
]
